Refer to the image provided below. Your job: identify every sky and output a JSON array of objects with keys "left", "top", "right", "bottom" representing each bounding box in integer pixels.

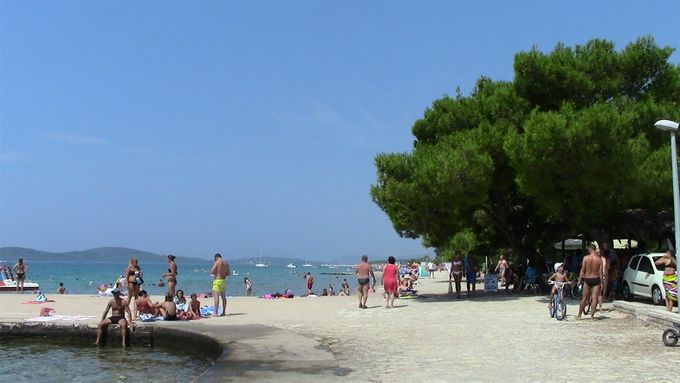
[{"left": 1, "top": 1, "right": 679, "bottom": 261}]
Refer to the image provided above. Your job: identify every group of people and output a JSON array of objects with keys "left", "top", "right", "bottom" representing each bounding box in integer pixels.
[{"left": 96, "top": 253, "right": 233, "bottom": 346}]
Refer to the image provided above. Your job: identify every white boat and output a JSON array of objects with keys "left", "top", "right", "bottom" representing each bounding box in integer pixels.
[
  {"left": 0, "top": 261, "right": 40, "bottom": 292},
  {"left": 286, "top": 263, "right": 297, "bottom": 268},
  {"left": 255, "top": 263, "right": 268, "bottom": 268},
  {"left": 232, "top": 270, "right": 239, "bottom": 276},
  {"left": 302, "top": 263, "right": 313, "bottom": 267}
]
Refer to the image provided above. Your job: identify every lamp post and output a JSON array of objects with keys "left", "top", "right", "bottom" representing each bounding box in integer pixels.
[{"left": 655, "top": 119, "right": 680, "bottom": 312}]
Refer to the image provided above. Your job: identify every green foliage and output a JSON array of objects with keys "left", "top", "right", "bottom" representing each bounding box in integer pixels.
[{"left": 372, "top": 36, "right": 680, "bottom": 256}]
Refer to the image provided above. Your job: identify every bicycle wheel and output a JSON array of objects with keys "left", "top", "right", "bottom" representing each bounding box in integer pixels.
[
  {"left": 663, "top": 329, "right": 679, "bottom": 347},
  {"left": 556, "top": 298, "right": 567, "bottom": 321},
  {"left": 549, "top": 303, "right": 555, "bottom": 318},
  {"left": 571, "top": 283, "right": 583, "bottom": 299}
]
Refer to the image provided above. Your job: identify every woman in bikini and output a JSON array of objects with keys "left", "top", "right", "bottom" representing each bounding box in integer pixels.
[
  {"left": 13, "top": 258, "right": 28, "bottom": 294},
  {"left": 655, "top": 250, "right": 677, "bottom": 312},
  {"left": 125, "top": 257, "right": 142, "bottom": 319},
  {"left": 163, "top": 255, "right": 178, "bottom": 297},
  {"left": 496, "top": 255, "right": 509, "bottom": 286},
  {"left": 450, "top": 253, "right": 464, "bottom": 298}
]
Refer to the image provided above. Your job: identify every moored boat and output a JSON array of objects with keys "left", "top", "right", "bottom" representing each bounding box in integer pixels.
[{"left": 0, "top": 261, "right": 40, "bottom": 292}]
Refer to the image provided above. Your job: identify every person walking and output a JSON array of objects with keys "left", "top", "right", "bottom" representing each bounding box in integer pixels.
[
  {"left": 355, "top": 255, "right": 376, "bottom": 309},
  {"left": 244, "top": 277, "right": 253, "bottom": 296},
  {"left": 382, "top": 256, "right": 400, "bottom": 308},
  {"left": 211, "top": 253, "right": 230, "bottom": 316}
]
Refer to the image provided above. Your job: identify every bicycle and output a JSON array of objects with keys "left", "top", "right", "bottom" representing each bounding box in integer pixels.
[
  {"left": 663, "top": 323, "right": 680, "bottom": 347},
  {"left": 548, "top": 281, "right": 568, "bottom": 321}
]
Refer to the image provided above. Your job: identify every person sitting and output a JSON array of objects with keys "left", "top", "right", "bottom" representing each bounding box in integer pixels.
[
  {"left": 340, "top": 279, "right": 350, "bottom": 296},
  {"left": 187, "top": 293, "right": 201, "bottom": 319},
  {"left": 95, "top": 288, "right": 132, "bottom": 347},
  {"left": 328, "top": 283, "right": 336, "bottom": 296},
  {"left": 56, "top": 283, "right": 67, "bottom": 294},
  {"left": 321, "top": 288, "right": 329, "bottom": 296},
  {"left": 136, "top": 290, "right": 159, "bottom": 317},
  {"left": 159, "top": 293, "right": 178, "bottom": 321},
  {"left": 174, "top": 290, "right": 188, "bottom": 311}
]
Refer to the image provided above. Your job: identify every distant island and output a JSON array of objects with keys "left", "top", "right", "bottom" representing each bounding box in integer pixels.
[
  {"left": 0, "top": 247, "right": 205, "bottom": 264},
  {"left": 0, "top": 246, "right": 433, "bottom": 265}
]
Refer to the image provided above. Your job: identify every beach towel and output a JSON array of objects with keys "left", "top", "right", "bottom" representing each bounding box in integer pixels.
[
  {"left": 25, "top": 315, "right": 94, "bottom": 322},
  {"left": 22, "top": 300, "right": 55, "bottom": 304},
  {"left": 200, "top": 306, "right": 215, "bottom": 316}
]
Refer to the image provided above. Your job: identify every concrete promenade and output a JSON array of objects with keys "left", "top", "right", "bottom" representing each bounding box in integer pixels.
[{"left": 0, "top": 276, "right": 676, "bottom": 382}]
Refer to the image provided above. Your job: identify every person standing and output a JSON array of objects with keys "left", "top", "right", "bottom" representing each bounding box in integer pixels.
[
  {"left": 655, "top": 250, "right": 677, "bottom": 312},
  {"left": 450, "top": 253, "right": 464, "bottom": 298},
  {"left": 577, "top": 244, "right": 603, "bottom": 320},
  {"left": 496, "top": 255, "right": 509, "bottom": 286},
  {"left": 211, "top": 253, "right": 230, "bottom": 317},
  {"left": 382, "top": 256, "right": 400, "bottom": 308},
  {"left": 244, "top": 277, "right": 253, "bottom": 296},
  {"left": 355, "top": 255, "right": 376, "bottom": 309},
  {"left": 162, "top": 255, "right": 178, "bottom": 297},
  {"left": 125, "top": 257, "right": 143, "bottom": 320},
  {"left": 465, "top": 255, "right": 478, "bottom": 297},
  {"left": 304, "top": 272, "right": 315, "bottom": 295},
  {"left": 13, "top": 258, "right": 28, "bottom": 294},
  {"left": 56, "top": 282, "right": 67, "bottom": 294}
]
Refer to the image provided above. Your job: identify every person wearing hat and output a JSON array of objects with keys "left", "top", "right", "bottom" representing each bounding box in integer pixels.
[
  {"left": 547, "top": 262, "right": 570, "bottom": 310},
  {"left": 95, "top": 288, "right": 133, "bottom": 347},
  {"left": 162, "top": 254, "right": 178, "bottom": 297}
]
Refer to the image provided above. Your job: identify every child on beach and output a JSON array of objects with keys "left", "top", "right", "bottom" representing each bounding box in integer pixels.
[
  {"left": 548, "top": 263, "right": 570, "bottom": 309},
  {"left": 188, "top": 293, "right": 201, "bottom": 319}
]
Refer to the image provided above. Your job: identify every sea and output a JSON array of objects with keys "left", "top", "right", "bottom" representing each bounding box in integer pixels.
[{"left": 13, "top": 260, "right": 358, "bottom": 298}]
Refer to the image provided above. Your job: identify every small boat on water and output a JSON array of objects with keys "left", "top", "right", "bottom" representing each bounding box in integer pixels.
[
  {"left": 255, "top": 258, "right": 268, "bottom": 268},
  {"left": 286, "top": 263, "right": 297, "bottom": 268},
  {"left": 232, "top": 270, "right": 239, "bottom": 276},
  {"left": 0, "top": 261, "right": 40, "bottom": 292}
]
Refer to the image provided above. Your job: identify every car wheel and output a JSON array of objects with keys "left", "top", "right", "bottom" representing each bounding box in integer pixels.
[
  {"left": 622, "top": 282, "right": 633, "bottom": 301},
  {"left": 652, "top": 285, "right": 664, "bottom": 305}
]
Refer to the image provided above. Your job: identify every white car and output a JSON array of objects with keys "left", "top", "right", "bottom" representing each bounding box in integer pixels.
[{"left": 622, "top": 252, "right": 666, "bottom": 305}]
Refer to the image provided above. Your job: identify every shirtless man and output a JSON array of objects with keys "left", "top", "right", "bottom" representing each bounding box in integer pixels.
[
  {"left": 356, "top": 255, "right": 377, "bottom": 309},
  {"left": 211, "top": 253, "right": 230, "bottom": 317},
  {"left": 577, "top": 244, "right": 603, "bottom": 320},
  {"left": 13, "top": 258, "right": 28, "bottom": 294},
  {"left": 95, "top": 288, "right": 132, "bottom": 347},
  {"left": 159, "top": 293, "right": 178, "bottom": 321}
]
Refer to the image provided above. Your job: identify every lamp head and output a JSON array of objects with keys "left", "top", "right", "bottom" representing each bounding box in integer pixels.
[{"left": 655, "top": 119, "right": 679, "bottom": 132}]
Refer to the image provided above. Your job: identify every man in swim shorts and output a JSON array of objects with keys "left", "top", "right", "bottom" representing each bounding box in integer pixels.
[
  {"left": 356, "top": 255, "right": 376, "bottom": 309},
  {"left": 577, "top": 244, "right": 603, "bottom": 320},
  {"left": 211, "top": 253, "right": 230, "bottom": 317},
  {"left": 95, "top": 288, "right": 132, "bottom": 347}
]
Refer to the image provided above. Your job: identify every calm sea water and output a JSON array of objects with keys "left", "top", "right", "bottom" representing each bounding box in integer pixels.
[
  {"left": 17, "top": 260, "right": 358, "bottom": 297},
  {"left": 0, "top": 338, "right": 211, "bottom": 382}
]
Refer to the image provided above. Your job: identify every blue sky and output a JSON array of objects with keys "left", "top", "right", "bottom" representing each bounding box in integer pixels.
[{"left": 1, "top": 1, "right": 679, "bottom": 261}]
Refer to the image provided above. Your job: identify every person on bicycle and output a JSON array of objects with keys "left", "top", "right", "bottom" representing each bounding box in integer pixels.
[{"left": 548, "top": 262, "right": 569, "bottom": 309}]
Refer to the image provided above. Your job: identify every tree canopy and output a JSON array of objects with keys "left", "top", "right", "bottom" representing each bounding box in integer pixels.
[{"left": 371, "top": 37, "right": 680, "bottom": 259}]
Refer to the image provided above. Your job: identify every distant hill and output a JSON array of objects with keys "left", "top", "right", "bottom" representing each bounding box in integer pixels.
[{"left": 0, "top": 247, "right": 205, "bottom": 264}]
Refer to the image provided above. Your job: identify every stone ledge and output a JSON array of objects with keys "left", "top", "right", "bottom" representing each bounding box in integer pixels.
[{"left": 613, "top": 301, "right": 680, "bottom": 328}]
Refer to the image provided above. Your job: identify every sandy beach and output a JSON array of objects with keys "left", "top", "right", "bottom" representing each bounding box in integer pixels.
[{"left": 1, "top": 274, "right": 676, "bottom": 382}]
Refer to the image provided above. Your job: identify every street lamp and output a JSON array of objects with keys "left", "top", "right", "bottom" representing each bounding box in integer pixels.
[{"left": 655, "top": 119, "right": 680, "bottom": 312}]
